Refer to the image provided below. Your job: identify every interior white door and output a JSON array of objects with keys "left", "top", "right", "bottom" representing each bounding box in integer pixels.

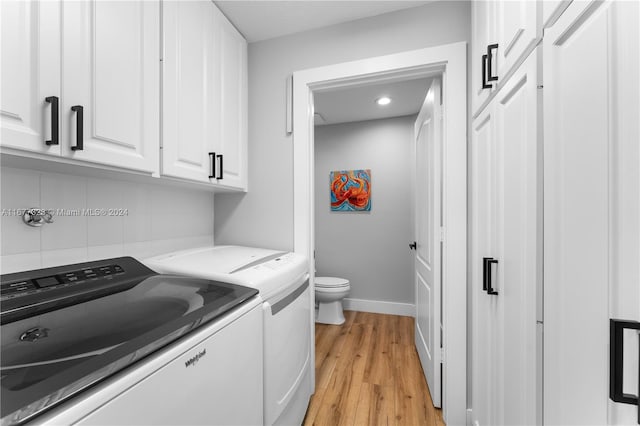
[
  {"left": 63, "top": 0, "right": 159, "bottom": 173},
  {"left": 0, "top": 0, "right": 61, "bottom": 155},
  {"left": 544, "top": 1, "right": 640, "bottom": 424},
  {"left": 162, "top": 0, "right": 218, "bottom": 183},
  {"left": 413, "top": 79, "right": 443, "bottom": 408}
]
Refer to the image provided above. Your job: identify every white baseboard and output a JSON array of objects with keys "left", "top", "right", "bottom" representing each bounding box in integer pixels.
[{"left": 343, "top": 298, "right": 415, "bottom": 317}]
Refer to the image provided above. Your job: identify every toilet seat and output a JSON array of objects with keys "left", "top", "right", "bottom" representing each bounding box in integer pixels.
[{"left": 315, "top": 277, "right": 349, "bottom": 288}]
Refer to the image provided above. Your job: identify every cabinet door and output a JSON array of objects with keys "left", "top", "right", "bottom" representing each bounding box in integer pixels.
[
  {"left": 471, "top": 0, "right": 496, "bottom": 115},
  {"left": 214, "top": 8, "right": 248, "bottom": 190},
  {"left": 0, "top": 0, "right": 61, "bottom": 155},
  {"left": 63, "top": 0, "right": 159, "bottom": 173},
  {"left": 494, "top": 52, "right": 539, "bottom": 426},
  {"left": 470, "top": 107, "right": 498, "bottom": 426},
  {"left": 495, "top": 0, "right": 538, "bottom": 80},
  {"left": 162, "top": 0, "right": 217, "bottom": 183},
  {"left": 544, "top": 1, "right": 640, "bottom": 424},
  {"left": 542, "top": 0, "right": 572, "bottom": 29}
]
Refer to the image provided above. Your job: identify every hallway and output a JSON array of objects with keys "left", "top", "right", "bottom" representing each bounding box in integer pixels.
[{"left": 304, "top": 311, "right": 445, "bottom": 426}]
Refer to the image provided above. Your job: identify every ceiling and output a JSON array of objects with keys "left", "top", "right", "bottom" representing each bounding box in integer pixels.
[
  {"left": 314, "top": 77, "right": 432, "bottom": 126},
  {"left": 214, "top": 1, "right": 433, "bottom": 43}
]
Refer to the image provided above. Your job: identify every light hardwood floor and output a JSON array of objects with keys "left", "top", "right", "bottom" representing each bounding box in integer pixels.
[{"left": 303, "top": 311, "right": 445, "bottom": 426}]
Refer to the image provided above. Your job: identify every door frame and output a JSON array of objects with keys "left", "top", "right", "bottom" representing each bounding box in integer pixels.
[{"left": 292, "top": 42, "right": 467, "bottom": 424}]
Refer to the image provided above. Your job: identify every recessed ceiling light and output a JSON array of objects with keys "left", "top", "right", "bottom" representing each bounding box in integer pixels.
[{"left": 376, "top": 96, "right": 391, "bottom": 106}]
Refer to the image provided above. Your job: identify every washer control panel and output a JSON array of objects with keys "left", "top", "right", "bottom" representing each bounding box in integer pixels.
[{"left": 1, "top": 264, "right": 125, "bottom": 301}]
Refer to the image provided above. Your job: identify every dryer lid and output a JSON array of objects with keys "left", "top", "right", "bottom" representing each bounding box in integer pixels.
[{"left": 315, "top": 277, "right": 350, "bottom": 288}]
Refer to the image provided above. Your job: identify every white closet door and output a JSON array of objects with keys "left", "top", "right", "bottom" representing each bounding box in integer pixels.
[
  {"left": 470, "top": 106, "right": 497, "bottom": 426},
  {"left": 0, "top": 0, "right": 61, "bottom": 155},
  {"left": 63, "top": 0, "right": 159, "bottom": 173},
  {"left": 214, "top": 7, "right": 247, "bottom": 190},
  {"left": 544, "top": 1, "right": 640, "bottom": 424},
  {"left": 162, "top": 0, "right": 217, "bottom": 183},
  {"left": 494, "top": 51, "right": 539, "bottom": 426}
]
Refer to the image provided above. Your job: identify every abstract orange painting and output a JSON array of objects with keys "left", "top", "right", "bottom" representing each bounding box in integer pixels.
[{"left": 330, "top": 169, "right": 371, "bottom": 211}]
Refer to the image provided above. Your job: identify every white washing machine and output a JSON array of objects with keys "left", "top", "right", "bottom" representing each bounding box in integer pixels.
[{"left": 145, "top": 246, "right": 312, "bottom": 426}]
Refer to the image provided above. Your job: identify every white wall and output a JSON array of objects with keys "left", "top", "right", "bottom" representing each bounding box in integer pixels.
[
  {"left": 0, "top": 167, "right": 214, "bottom": 274},
  {"left": 214, "top": 1, "right": 471, "bottom": 250},
  {"left": 314, "top": 116, "right": 414, "bottom": 304}
]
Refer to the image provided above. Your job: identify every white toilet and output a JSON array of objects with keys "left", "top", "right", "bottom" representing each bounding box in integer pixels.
[{"left": 314, "top": 276, "right": 350, "bottom": 325}]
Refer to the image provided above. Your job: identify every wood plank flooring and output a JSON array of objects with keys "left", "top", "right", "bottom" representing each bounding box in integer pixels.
[{"left": 304, "top": 311, "right": 445, "bottom": 426}]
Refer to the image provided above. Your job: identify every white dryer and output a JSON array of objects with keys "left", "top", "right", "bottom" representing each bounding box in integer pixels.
[{"left": 145, "top": 246, "right": 312, "bottom": 426}]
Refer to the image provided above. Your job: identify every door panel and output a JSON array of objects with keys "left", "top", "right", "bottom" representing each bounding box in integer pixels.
[
  {"left": 414, "top": 79, "right": 442, "bottom": 408},
  {"left": 215, "top": 8, "right": 247, "bottom": 189},
  {"left": 0, "top": 0, "right": 61, "bottom": 155},
  {"left": 495, "top": 53, "right": 539, "bottom": 426},
  {"left": 496, "top": 0, "right": 537, "bottom": 79},
  {"left": 63, "top": 0, "right": 159, "bottom": 173},
  {"left": 162, "top": 0, "right": 217, "bottom": 183},
  {"left": 470, "top": 108, "right": 495, "bottom": 426},
  {"left": 544, "top": 1, "right": 640, "bottom": 424},
  {"left": 471, "top": 0, "right": 496, "bottom": 115}
]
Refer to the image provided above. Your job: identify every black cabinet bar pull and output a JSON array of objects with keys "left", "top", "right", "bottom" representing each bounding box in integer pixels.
[
  {"left": 487, "top": 44, "right": 499, "bottom": 82},
  {"left": 45, "top": 96, "right": 59, "bottom": 146},
  {"left": 209, "top": 152, "right": 216, "bottom": 179},
  {"left": 486, "top": 258, "right": 498, "bottom": 295},
  {"left": 482, "top": 54, "right": 492, "bottom": 89},
  {"left": 609, "top": 318, "right": 640, "bottom": 424},
  {"left": 216, "top": 154, "right": 223, "bottom": 180},
  {"left": 482, "top": 257, "right": 492, "bottom": 291},
  {"left": 70, "top": 105, "right": 83, "bottom": 151}
]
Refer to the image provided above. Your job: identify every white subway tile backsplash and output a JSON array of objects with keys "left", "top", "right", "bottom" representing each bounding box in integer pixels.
[
  {"left": 41, "top": 173, "right": 88, "bottom": 251},
  {"left": 1, "top": 169, "right": 41, "bottom": 256},
  {"left": 41, "top": 247, "right": 88, "bottom": 269},
  {"left": 86, "top": 178, "right": 124, "bottom": 247},
  {"left": 1, "top": 167, "right": 215, "bottom": 273},
  {"left": 0, "top": 251, "right": 41, "bottom": 274},
  {"left": 123, "top": 183, "right": 153, "bottom": 243}
]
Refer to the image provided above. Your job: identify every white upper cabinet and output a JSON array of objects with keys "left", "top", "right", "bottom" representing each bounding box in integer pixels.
[
  {"left": 0, "top": 0, "right": 159, "bottom": 174},
  {"left": 495, "top": 0, "right": 538, "bottom": 79},
  {"left": 214, "top": 6, "right": 248, "bottom": 190},
  {"left": 162, "top": 0, "right": 218, "bottom": 183},
  {"left": 471, "top": 1, "right": 497, "bottom": 114},
  {"left": 472, "top": 0, "right": 541, "bottom": 117},
  {"left": 0, "top": 1, "right": 61, "bottom": 155},
  {"left": 63, "top": 0, "right": 159, "bottom": 173},
  {"left": 162, "top": 1, "right": 248, "bottom": 191}
]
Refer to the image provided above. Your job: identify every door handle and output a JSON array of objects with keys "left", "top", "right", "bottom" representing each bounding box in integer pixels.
[
  {"left": 409, "top": 241, "right": 417, "bottom": 250},
  {"left": 610, "top": 319, "right": 640, "bottom": 424},
  {"left": 486, "top": 258, "right": 498, "bottom": 295},
  {"left": 70, "top": 105, "right": 83, "bottom": 151},
  {"left": 209, "top": 152, "right": 216, "bottom": 179},
  {"left": 216, "top": 154, "right": 223, "bottom": 180},
  {"left": 482, "top": 54, "right": 492, "bottom": 89},
  {"left": 45, "top": 96, "right": 59, "bottom": 146},
  {"left": 487, "top": 44, "right": 499, "bottom": 83}
]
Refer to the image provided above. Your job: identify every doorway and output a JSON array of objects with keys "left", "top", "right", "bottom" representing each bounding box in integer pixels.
[{"left": 292, "top": 43, "right": 467, "bottom": 424}]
